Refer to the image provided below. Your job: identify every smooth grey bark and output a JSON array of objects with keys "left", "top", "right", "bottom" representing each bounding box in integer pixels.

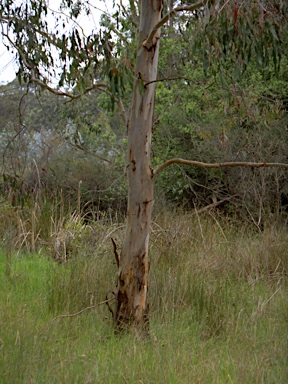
[{"left": 114, "top": 0, "right": 163, "bottom": 330}]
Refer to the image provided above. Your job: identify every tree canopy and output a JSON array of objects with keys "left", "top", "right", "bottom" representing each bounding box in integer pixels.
[{"left": 1, "top": 1, "right": 287, "bottom": 98}]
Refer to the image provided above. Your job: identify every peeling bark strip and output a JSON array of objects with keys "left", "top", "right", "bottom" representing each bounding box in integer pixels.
[
  {"left": 111, "top": 238, "right": 120, "bottom": 269},
  {"left": 114, "top": 1, "right": 163, "bottom": 331}
]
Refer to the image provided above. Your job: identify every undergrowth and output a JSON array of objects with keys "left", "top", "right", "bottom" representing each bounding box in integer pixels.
[{"left": 0, "top": 211, "right": 287, "bottom": 383}]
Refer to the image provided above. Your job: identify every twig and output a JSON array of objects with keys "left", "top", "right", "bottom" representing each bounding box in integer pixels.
[
  {"left": 40, "top": 297, "right": 114, "bottom": 335},
  {"left": 145, "top": 77, "right": 215, "bottom": 89},
  {"left": 105, "top": 290, "right": 116, "bottom": 318},
  {"left": 194, "top": 195, "right": 239, "bottom": 214},
  {"left": 258, "top": 285, "right": 282, "bottom": 314},
  {"left": 2, "top": 84, "right": 30, "bottom": 167}
]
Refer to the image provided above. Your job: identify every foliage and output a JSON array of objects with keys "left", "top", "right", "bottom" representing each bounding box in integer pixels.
[
  {"left": 1, "top": 1, "right": 288, "bottom": 220},
  {"left": 0, "top": 80, "right": 127, "bottom": 214},
  {"left": 193, "top": 0, "right": 288, "bottom": 77},
  {"left": 153, "top": 24, "right": 288, "bottom": 223},
  {"left": 0, "top": 0, "right": 136, "bottom": 102}
]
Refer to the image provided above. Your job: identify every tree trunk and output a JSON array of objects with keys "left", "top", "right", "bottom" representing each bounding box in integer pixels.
[{"left": 114, "top": 0, "right": 163, "bottom": 331}]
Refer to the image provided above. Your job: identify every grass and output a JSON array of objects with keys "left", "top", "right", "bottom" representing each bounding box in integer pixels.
[{"left": 0, "top": 212, "right": 287, "bottom": 383}]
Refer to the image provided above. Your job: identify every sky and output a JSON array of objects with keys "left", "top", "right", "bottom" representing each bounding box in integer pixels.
[
  {"left": 0, "top": 43, "right": 18, "bottom": 83},
  {"left": 0, "top": 0, "right": 115, "bottom": 84}
]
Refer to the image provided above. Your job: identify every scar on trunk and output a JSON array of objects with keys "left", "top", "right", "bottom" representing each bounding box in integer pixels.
[
  {"left": 137, "top": 204, "right": 141, "bottom": 218},
  {"left": 111, "top": 237, "right": 120, "bottom": 269}
]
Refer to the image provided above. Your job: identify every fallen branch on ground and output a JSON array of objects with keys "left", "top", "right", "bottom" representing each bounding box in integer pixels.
[
  {"left": 194, "top": 195, "right": 239, "bottom": 214},
  {"left": 40, "top": 297, "right": 115, "bottom": 335}
]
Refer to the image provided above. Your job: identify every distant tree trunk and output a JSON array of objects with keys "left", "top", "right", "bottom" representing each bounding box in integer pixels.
[{"left": 114, "top": 0, "right": 163, "bottom": 331}]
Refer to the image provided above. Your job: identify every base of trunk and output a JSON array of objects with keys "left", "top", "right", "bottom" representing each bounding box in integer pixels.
[
  {"left": 111, "top": 249, "right": 150, "bottom": 333},
  {"left": 114, "top": 290, "right": 150, "bottom": 333}
]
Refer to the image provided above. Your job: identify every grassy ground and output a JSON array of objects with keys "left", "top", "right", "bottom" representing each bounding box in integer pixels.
[{"left": 0, "top": 213, "right": 287, "bottom": 383}]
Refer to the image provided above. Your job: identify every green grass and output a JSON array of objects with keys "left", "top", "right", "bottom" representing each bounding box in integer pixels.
[{"left": 0, "top": 214, "right": 287, "bottom": 383}]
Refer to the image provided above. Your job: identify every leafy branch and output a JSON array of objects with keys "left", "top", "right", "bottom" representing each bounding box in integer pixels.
[
  {"left": 3, "top": 27, "right": 127, "bottom": 125},
  {"left": 3, "top": 32, "right": 106, "bottom": 96}
]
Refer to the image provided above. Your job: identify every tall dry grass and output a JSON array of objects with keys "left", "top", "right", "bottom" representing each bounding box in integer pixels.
[{"left": 0, "top": 204, "right": 287, "bottom": 383}]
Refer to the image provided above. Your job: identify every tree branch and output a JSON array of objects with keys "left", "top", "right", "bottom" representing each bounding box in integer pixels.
[
  {"left": 30, "top": 75, "right": 106, "bottom": 99},
  {"left": 3, "top": 32, "right": 106, "bottom": 98},
  {"left": 145, "top": 76, "right": 215, "bottom": 89},
  {"left": 153, "top": 158, "right": 288, "bottom": 177},
  {"left": 143, "top": 0, "right": 208, "bottom": 49},
  {"left": 194, "top": 195, "right": 239, "bottom": 214},
  {"left": 1, "top": 15, "right": 72, "bottom": 50},
  {"left": 2, "top": 31, "right": 128, "bottom": 125},
  {"left": 40, "top": 297, "right": 115, "bottom": 335}
]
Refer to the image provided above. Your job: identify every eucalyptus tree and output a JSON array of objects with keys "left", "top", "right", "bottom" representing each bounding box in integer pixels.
[{"left": 1, "top": 0, "right": 288, "bottom": 332}]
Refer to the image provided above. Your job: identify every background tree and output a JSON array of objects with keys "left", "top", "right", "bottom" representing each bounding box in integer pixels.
[
  {"left": 0, "top": 79, "right": 127, "bottom": 214},
  {"left": 153, "top": 18, "right": 288, "bottom": 226},
  {"left": 1, "top": 0, "right": 288, "bottom": 331}
]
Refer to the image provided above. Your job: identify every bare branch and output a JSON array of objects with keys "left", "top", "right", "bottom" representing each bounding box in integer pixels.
[
  {"left": 40, "top": 297, "right": 115, "bottom": 335},
  {"left": 145, "top": 76, "right": 215, "bottom": 89},
  {"left": 30, "top": 75, "right": 106, "bottom": 99},
  {"left": 36, "top": 77, "right": 126, "bottom": 125},
  {"left": 143, "top": 0, "right": 208, "bottom": 49},
  {"left": 153, "top": 158, "right": 288, "bottom": 177},
  {"left": 193, "top": 195, "right": 239, "bottom": 214}
]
